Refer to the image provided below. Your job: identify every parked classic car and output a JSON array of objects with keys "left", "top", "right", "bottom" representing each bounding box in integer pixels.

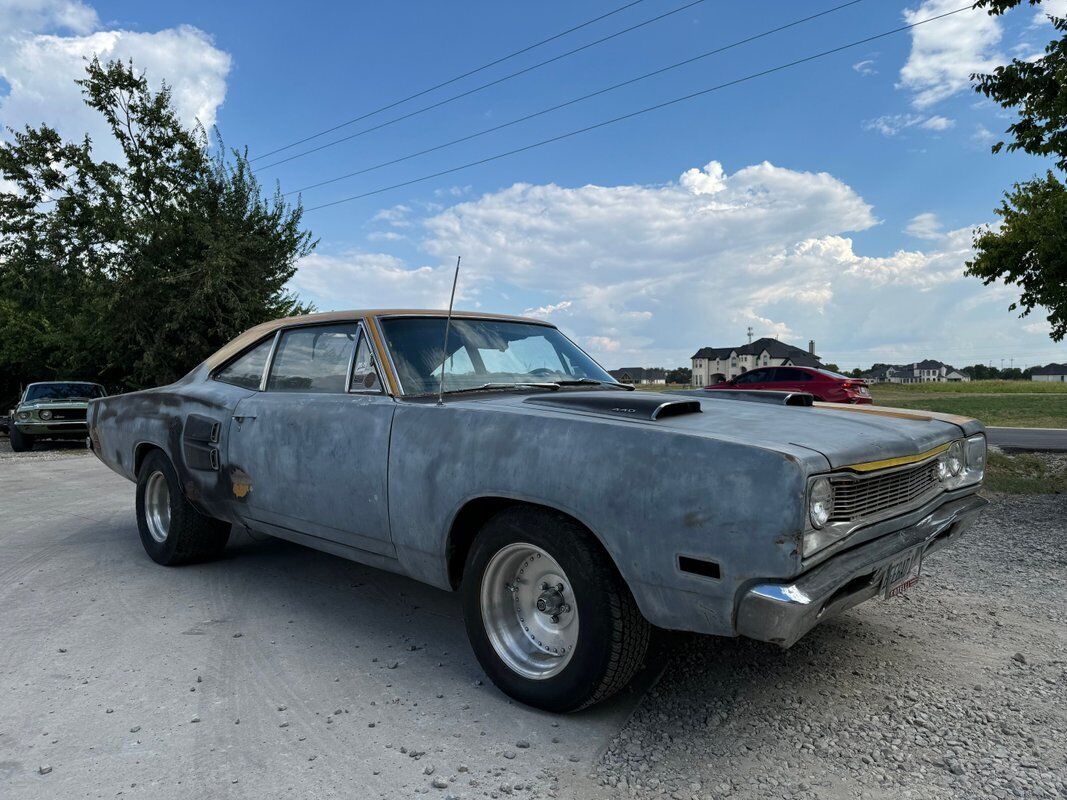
[
  {"left": 9, "top": 381, "right": 107, "bottom": 452},
  {"left": 88, "top": 310, "right": 988, "bottom": 711},
  {"left": 709, "top": 366, "right": 873, "bottom": 403}
]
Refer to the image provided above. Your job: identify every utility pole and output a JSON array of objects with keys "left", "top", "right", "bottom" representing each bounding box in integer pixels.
[{"left": 746, "top": 326, "right": 753, "bottom": 344}]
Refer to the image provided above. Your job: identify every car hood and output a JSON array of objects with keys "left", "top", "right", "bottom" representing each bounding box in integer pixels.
[{"left": 456, "top": 390, "right": 980, "bottom": 470}]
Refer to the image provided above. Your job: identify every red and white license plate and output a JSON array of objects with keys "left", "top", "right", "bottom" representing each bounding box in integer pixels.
[{"left": 881, "top": 547, "right": 923, "bottom": 599}]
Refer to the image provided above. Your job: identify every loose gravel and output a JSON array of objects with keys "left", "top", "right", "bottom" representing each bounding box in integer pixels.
[{"left": 590, "top": 492, "right": 1067, "bottom": 800}]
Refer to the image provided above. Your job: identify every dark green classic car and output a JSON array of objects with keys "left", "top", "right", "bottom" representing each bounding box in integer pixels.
[{"left": 8, "top": 381, "right": 106, "bottom": 452}]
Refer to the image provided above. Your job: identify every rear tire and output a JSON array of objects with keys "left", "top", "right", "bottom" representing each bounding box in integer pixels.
[
  {"left": 9, "top": 427, "right": 34, "bottom": 452},
  {"left": 462, "top": 506, "right": 650, "bottom": 713},
  {"left": 136, "top": 450, "right": 230, "bottom": 565}
]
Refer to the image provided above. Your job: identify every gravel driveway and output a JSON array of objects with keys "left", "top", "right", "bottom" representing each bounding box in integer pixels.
[{"left": 1, "top": 444, "right": 1064, "bottom": 799}]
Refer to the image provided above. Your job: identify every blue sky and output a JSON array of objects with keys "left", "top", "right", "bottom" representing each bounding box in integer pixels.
[{"left": 2, "top": 0, "right": 1065, "bottom": 370}]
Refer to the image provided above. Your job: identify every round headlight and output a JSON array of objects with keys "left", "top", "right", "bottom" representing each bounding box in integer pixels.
[
  {"left": 40, "top": 409, "right": 53, "bottom": 420},
  {"left": 809, "top": 477, "right": 833, "bottom": 529},
  {"left": 17, "top": 411, "right": 30, "bottom": 420},
  {"left": 947, "top": 440, "right": 964, "bottom": 477}
]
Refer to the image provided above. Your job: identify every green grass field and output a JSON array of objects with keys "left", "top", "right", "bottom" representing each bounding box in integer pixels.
[
  {"left": 984, "top": 451, "right": 1067, "bottom": 494},
  {"left": 869, "top": 380, "right": 1067, "bottom": 428}
]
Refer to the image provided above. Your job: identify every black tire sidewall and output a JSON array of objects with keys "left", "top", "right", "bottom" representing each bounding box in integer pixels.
[
  {"left": 9, "top": 427, "right": 33, "bottom": 452},
  {"left": 461, "top": 507, "right": 635, "bottom": 713},
  {"left": 136, "top": 451, "right": 186, "bottom": 565}
]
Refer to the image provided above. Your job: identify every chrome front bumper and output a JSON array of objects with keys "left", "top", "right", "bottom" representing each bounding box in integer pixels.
[{"left": 735, "top": 492, "right": 988, "bottom": 648}]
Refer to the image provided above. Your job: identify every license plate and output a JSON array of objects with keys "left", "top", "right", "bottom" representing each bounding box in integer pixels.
[{"left": 882, "top": 547, "right": 923, "bottom": 599}]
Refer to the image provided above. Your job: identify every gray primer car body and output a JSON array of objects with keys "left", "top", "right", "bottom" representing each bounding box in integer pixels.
[{"left": 88, "top": 310, "right": 987, "bottom": 640}]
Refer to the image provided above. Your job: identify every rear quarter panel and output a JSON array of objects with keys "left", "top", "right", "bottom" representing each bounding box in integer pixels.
[{"left": 89, "top": 367, "right": 252, "bottom": 522}]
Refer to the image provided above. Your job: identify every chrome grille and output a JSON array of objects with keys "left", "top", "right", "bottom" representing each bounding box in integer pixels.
[{"left": 829, "top": 459, "right": 941, "bottom": 523}]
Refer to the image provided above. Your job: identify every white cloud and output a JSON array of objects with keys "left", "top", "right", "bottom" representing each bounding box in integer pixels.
[
  {"left": 0, "top": 2, "right": 230, "bottom": 162},
  {"left": 852, "top": 59, "right": 877, "bottom": 76},
  {"left": 291, "top": 159, "right": 1057, "bottom": 369},
  {"left": 289, "top": 251, "right": 463, "bottom": 312},
  {"left": 1034, "top": 0, "right": 1067, "bottom": 24},
  {"left": 921, "top": 115, "right": 955, "bottom": 131},
  {"left": 899, "top": 0, "right": 1003, "bottom": 108},
  {"left": 905, "top": 212, "right": 944, "bottom": 240},
  {"left": 863, "top": 113, "right": 954, "bottom": 136},
  {"left": 524, "top": 300, "right": 573, "bottom": 318},
  {"left": 0, "top": 0, "right": 97, "bottom": 34}
]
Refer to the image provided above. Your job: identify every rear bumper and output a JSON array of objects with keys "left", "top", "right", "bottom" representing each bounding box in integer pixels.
[{"left": 735, "top": 492, "right": 988, "bottom": 647}]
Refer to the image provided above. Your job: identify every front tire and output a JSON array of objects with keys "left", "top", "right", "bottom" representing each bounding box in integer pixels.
[
  {"left": 462, "top": 507, "right": 650, "bottom": 712},
  {"left": 9, "top": 426, "right": 34, "bottom": 452},
  {"left": 136, "top": 450, "right": 230, "bottom": 565}
]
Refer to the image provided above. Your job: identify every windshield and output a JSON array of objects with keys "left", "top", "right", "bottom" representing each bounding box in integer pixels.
[
  {"left": 25, "top": 383, "right": 105, "bottom": 402},
  {"left": 380, "top": 317, "right": 618, "bottom": 395}
]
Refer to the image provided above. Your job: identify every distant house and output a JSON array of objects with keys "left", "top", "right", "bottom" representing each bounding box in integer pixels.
[
  {"left": 609, "top": 367, "right": 667, "bottom": 385},
  {"left": 879, "top": 360, "right": 970, "bottom": 383},
  {"left": 691, "top": 338, "right": 823, "bottom": 386},
  {"left": 1031, "top": 362, "right": 1067, "bottom": 383}
]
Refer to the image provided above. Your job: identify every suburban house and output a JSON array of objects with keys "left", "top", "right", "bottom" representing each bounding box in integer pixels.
[
  {"left": 609, "top": 367, "right": 667, "bottom": 385},
  {"left": 1031, "top": 362, "right": 1067, "bottom": 382},
  {"left": 865, "top": 360, "right": 970, "bottom": 383},
  {"left": 690, "top": 338, "right": 823, "bottom": 386}
]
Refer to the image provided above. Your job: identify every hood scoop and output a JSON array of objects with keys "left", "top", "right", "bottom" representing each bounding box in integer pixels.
[
  {"left": 523, "top": 393, "right": 702, "bottom": 421},
  {"left": 671, "top": 389, "right": 814, "bottom": 407}
]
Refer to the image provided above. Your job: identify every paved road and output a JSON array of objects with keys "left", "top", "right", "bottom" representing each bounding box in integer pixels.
[
  {"left": 0, "top": 453, "right": 635, "bottom": 799},
  {"left": 987, "top": 426, "right": 1067, "bottom": 452}
]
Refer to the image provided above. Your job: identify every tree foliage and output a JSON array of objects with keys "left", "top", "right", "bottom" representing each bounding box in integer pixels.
[
  {"left": 0, "top": 58, "right": 315, "bottom": 401},
  {"left": 967, "top": 0, "right": 1067, "bottom": 340}
]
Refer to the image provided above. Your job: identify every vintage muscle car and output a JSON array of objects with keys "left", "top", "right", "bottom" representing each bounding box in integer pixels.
[
  {"left": 9, "top": 381, "right": 106, "bottom": 452},
  {"left": 88, "top": 310, "right": 988, "bottom": 712}
]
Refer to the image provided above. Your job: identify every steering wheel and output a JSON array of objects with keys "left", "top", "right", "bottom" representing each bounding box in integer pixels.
[{"left": 529, "top": 368, "right": 556, "bottom": 378}]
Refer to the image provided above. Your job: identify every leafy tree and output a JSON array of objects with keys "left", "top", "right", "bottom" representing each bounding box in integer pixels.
[
  {"left": 967, "top": 1, "right": 1067, "bottom": 340},
  {"left": 665, "top": 366, "right": 691, "bottom": 385},
  {"left": 0, "top": 58, "right": 315, "bottom": 400}
]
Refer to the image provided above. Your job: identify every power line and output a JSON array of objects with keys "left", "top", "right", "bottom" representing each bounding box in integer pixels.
[
  {"left": 256, "top": 0, "right": 709, "bottom": 171},
  {"left": 285, "top": 0, "right": 866, "bottom": 197},
  {"left": 304, "top": 5, "right": 972, "bottom": 213},
  {"left": 250, "top": 0, "right": 651, "bottom": 163}
]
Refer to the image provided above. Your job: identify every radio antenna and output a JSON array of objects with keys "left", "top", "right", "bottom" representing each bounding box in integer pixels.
[{"left": 436, "top": 256, "right": 462, "bottom": 406}]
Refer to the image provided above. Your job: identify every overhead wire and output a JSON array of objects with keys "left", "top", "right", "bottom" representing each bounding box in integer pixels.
[{"left": 303, "top": 5, "right": 974, "bottom": 213}]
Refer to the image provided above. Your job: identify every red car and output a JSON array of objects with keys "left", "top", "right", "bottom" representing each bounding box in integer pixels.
[{"left": 707, "top": 366, "right": 872, "bottom": 404}]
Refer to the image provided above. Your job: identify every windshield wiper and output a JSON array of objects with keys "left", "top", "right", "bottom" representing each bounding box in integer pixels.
[
  {"left": 442, "top": 382, "right": 562, "bottom": 395},
  {"left": 555, "top": 379, "right": 635, "bottom": 390}
]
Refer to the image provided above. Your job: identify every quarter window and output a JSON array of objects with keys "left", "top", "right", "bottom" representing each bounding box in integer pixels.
[
  {"left": 215, "top": 337, "right": 275, "bottom": 390},
  {"left": 266, "top": 324, "right": 358, "bottom": 393}
]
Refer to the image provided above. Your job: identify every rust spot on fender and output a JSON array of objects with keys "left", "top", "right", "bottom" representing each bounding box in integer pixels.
[{"left": 230, "top": 467, "right": 252, "bottom": 499}]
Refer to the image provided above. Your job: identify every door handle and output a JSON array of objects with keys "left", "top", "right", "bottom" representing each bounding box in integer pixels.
[{"left": 232, "top": 414, "right": 257, "bottom": 423}]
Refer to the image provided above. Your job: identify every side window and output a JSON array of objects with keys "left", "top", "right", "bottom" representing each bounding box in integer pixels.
[
  {"left": 777, "top": 368, "right": 811, "bottom": 382},
  {"left": 215, "top": 337, "right": 275, "bottom": 390},
  {"left": 266, "top": 324, "right": 357, "bottom": 393},
  {"left": 736, "top": 369, "right": 767, "bottom": 384},
  {"left": 350, "top": 331, "right": 383, "bottom": 393}
]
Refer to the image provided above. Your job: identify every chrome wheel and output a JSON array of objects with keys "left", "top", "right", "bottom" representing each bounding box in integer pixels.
[
  {"left": 479, "top": 542, "right": 578, "bottom": 680},
  {"left": 144, "top": 470, "right": 171, "bottom": 544}
]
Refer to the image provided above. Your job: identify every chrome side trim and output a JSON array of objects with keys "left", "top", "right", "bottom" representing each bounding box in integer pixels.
[{"left": 258, "top": 330, "right": 282, "bottom": 392}]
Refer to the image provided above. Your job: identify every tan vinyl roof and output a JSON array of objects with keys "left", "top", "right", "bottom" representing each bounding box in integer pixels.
[{"left": 202, "top": 309, "right": 553, "bottom": 372}]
